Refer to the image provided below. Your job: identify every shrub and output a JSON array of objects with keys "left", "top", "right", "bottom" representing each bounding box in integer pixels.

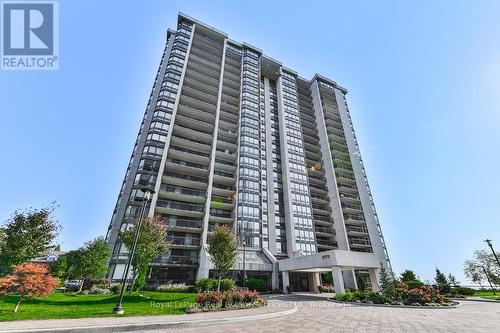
[
  {"left": 397, "top": 283, "right": 445, "bottom": 305},
  {"left": 245, "top": 278, "right": 266, "bottom": 292},
  {"left": 82, "top": 287, "right": 111, "bottom": 295},
  {"left": 157, "top": 285, "right": 197, "bottom": 293},
  {"left": 336, "top": 292, "right": 354, "bottom": 302},
  {"left": 110, "top": 285, "right": 121, "bottom": 294},
  {"left": 453, "top": 287, "right": 475, "bottom": 296},
  {"left": 219, "top": 278, "right": 236, "bottom": 292},
  {"left": 195, "top": 290, "right": 266, "bottom": 309},
  {"left": 195, "top": 278, "right": 235, "bottom": 292},
  {"left": 195, "top": 278, "right": 217, "bottom": 292},
  {"left": 367, "top": 291, "right": 393, "bottom": 304}
]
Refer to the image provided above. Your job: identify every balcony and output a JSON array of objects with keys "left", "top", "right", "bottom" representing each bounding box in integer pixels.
[
  {"left": 344, "top": 214, "right": 366, "bottom": 226},
  {"left": 209, "top": 209, "right": 233, "bottom": 224},
  {"left": 312, "top": 203, "right": 332, "bottom": 215},
  {"left": 167, "top": 236, "right": 201, "bottom": 248},
  {"left": 313, "top": 216, "right": 334, "bottom": 226},
  {"left": 315, "top": 226, "right": 335, "bottom": 237},
  {"left": 316, "top": 239, "right": 338, "bottom": 249},
  {"left": 165, "top": 218, "right": 202, "bottom": 233},
  {"left": 346, "top": 225, "right": 369, "bottom": 235},
  {"left": 162, "top": 172, "right": 208, "bottom": 190},
  {"left": 154, "top": 255, "right": 198, "bottom": 266},
  {"left": 168, "top": 146, "right": 211, "bottom": 165},
  {"left": 155, "top": 199, "right": 204, "bottom": 218},
  {"left": 170, "top": 135, "right": 211, "bottom": 154},
  {"left": 158, "top": 184, "right": 206, "bottom": 204},
  {"left": 349, "top": 238, "right": 372, "bottom": 248},
  {"left": 173, "top": 125, "right": 213, "bottom": 143},
  {"left": 342, "top": 203, "right": 364, "bottom": 214}
]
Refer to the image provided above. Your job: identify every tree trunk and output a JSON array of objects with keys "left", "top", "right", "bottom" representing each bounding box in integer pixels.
[
  {"left": 128, "top": 267, "right": 138, "bottom": 295},
  {"left": 217, "top": 272, "right": 221, "bottom": 292},
  {"left": 78, "top": 279, "right": 85, "bottom": 293},
  {"left": 14, "top": 297, "right": 23, "bottom": 313}
]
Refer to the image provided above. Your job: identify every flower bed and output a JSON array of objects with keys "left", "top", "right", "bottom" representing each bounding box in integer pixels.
[
  {"left": 318, "top": 284, "right": 334, "bottom": 293},
  {"left": 186, "top": 290, "right": 267, "bottom": 313},
  {"left": 332, "top": 283, "right": 456, "bottom": 307}
]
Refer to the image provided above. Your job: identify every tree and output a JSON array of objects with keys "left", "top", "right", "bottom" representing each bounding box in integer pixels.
[
  {"left": 400, "top": 270, "right": 418, "bottom": 282},
  {"left": 49, "top": 255, "right": 68, "bottom": 279},
  {"left": 66, "top": 237, "right": 111, "bottom": 292},
  {"left": 0, "top": 206, "right": 61, "bottom": 275},
  {"left": 119, "top": 217, "right": 169, "bottom": 292},
  {"left": 447, "top": 273, "right": 460, "bottom": 287},
  {"left": 207, "top": 225, "right": 238, "bottom": 291},
  {"left": 434, "top": 267, "right": 450, "bottom": 293},
  {"left": 464, "top": 249, "right": 500, "bottom": 287},
  {"left": 0, "top": 263, "right": 58, "bottom": 312},
  {"left": 379, "top": 264, "right": 396, "bottom": 297}
]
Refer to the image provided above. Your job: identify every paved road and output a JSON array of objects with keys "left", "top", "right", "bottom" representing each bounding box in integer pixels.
[{"left": 130, "top": 293, "right": 500, "bottom": 333}]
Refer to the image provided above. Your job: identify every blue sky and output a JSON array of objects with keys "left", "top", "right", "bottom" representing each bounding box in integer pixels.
[{"left": 1, "top": 0, "right": 499, "bottom": 283}]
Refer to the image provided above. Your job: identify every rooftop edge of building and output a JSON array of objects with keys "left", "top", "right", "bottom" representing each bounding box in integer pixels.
[{"left": 174, "top": 12, "right": 348, "bottom": 94}]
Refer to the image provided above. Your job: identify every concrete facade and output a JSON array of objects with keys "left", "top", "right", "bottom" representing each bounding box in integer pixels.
[{"left": 105, "top": 13, "right": 392, "bottom": 293}]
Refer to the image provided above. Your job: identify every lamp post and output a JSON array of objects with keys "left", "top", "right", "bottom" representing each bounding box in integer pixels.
[
  {"left": 113, "top": 189, "right": 155, "bottom": 314},
  {"left": 242, "top": 241, "right": 247, "bottom": 288},
  {"left": 484, "top": 239, "right": 500, "bottom": 269},
  {"left": 481, "top": 266, "right": 496, "bottom": 295}
]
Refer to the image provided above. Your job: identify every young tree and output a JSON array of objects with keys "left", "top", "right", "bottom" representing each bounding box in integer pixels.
[
  {"left": 464, "top": 249, "right": 500, "bottom": 287},
  {"left": 378, "top": 264, "right": 396, "bottom": 297},
  {"left": 447, "top": 273, "right": 460, "bottom": 287},
  {"left": 49, "top": 255, "right": 68, "bottom": 279},
  {"left": 435, "top": 267, "right": 450, "bottom": 293},
  {"left": 0, "top": 263, "right": 58, "bottom": 312},
  {"left": 0, "top": 206, "right": 61, "bottom": 275},
  {"left": 67, "top": 237, "right": 111, "bottom": 292},
  {"left": 400, "top": 270, "right": 418, "bottom": 282},
  {"left": 119, "top": 217, "right": 169, "bottom": 292},
  {"left": 207, "top": 225, "right": 238, "bottom": 291}
]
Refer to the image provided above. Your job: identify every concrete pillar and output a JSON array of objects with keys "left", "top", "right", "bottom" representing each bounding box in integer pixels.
[
  {"left": 195, "top": 247, "right": 210, "bottom": 280},
  {"left": 342, "top": 269, "right": 358, "bottom": 291},
  {"left": 282, "top": 271, "right": 290, "bottom": 294},
  {"left": 368, "top": 268, "right": 380, "bottom": 292},
  {"left": 308, "top": 272, "right": 321, "bottom": 293},
  {"left": 331, "top": 266, "right": 345, "bottom": 295}
]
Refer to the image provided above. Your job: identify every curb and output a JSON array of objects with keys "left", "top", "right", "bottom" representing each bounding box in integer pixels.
[
  {"left": 327, "top": 299, "right": 457, "bottom": 309},
  {"left": 3, "top": 307, "right": 298, "bottom": 333}
]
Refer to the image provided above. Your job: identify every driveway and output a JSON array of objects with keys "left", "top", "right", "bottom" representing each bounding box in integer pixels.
[{"left": 133, "top": 293, "right": 500, "bottom": 332}]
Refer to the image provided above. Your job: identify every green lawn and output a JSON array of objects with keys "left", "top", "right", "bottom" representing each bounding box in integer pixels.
[
  {"left": 0, "top": 292, "right": 197, "bottom": 321},
  {"left": 473, "top": 290, "right": 500, "bottom": 300}
]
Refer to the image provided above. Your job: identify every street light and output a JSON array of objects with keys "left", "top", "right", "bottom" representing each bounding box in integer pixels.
[
  {"left": 242, "top": 241, "right": 247, "bottom": 289},
  {"left": 484, "top": 239, "right": 500, "bottom": 269},
  {"left": 113, "top": 188, "right": 155, "bottom": 314}
]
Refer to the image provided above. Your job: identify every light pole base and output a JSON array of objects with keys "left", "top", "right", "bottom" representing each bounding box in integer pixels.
[{"left": 112, "top": 304, "right": 124, "bottom": 314}]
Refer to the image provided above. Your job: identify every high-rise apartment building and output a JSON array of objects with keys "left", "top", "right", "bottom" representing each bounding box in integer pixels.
[{"left": 105, "top": 13, "right": 391, "bottom": 294}]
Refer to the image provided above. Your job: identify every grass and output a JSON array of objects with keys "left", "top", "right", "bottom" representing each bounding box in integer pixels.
[
  {"left": 0, "top": 291, "right": 197, "bottom": 322},
  {"left": 473, "top": 290, "right": 500, "bottom": 300}
]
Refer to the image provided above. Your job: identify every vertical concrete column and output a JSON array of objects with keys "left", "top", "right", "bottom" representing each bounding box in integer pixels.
[
  {"left": 331, "top": 266, "right": 345, "bottom": 295},
  {"left": 368, "top": 268, "right": 380, "bottom": 292},
  {"left": 342, "top": 269, "right": 358, "bottom": 291},
  {"left": 308, "top": 272, "right": 321, "bottom": 293},
  {"left": 282, "top": 271, "right": 290, "bottom": 294}
]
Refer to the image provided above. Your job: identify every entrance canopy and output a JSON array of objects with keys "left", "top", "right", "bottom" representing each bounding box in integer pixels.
[{"left": 278, "top": 249, "right": 380, "bottom": 272}]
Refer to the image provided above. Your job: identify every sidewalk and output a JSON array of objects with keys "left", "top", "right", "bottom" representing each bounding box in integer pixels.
[{"left": 0, "top": 302, "right": 296, "bottom": 333}]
